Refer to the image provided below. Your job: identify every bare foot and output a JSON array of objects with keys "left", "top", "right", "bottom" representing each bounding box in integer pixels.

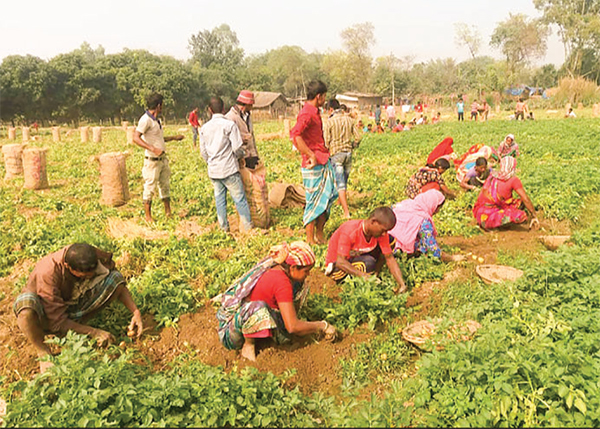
[
  {"left": 145, "top": 216, "right": 154, "bottom": 223},
  {"left": 241, "top": 339, "right": 256, "bottom": 361},
  {"left": 39, "top": 360, "right": 54, "bottom": 374}
]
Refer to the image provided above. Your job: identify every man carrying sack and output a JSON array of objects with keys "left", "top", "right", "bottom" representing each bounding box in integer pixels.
[{"left": 225, "top": 90, "right": 270, "bottom": 228}]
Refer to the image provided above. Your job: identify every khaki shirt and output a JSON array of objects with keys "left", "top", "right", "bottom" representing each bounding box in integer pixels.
[{"left": 225, "top": 106, "right": 258, "bottom": 159}]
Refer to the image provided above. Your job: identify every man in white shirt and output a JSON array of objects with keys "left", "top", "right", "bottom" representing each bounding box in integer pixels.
[
  {"left": 200, "top": 97, "right": 253, "bottom": 233},
  {"left": 132, "top": 93, "right": 184, "bottom": 223}
]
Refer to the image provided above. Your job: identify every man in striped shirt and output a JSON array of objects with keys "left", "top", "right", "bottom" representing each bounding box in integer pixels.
[{"left": 324, "top": 99, "right": 362, "bottom": 219}]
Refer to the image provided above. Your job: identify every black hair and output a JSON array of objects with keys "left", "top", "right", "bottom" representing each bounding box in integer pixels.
[
  {"left": 369, "top": 207, "right": 396, "bottom": 229},
  {"left": 65, "top": 243, "right": 98, "bottom": 272},
  {"left": 328, "top": 98, "right": 340, "bottom": 110},
  {"left": 434, "top": 158, "right": 450, "bottom": 170},
  {"left": 340, "top": 104, "right": 348, "bottom": 112},
  {"left": 146, "top": 93, "right": 164, "bottom": 110},
  {"left": 475, "top": 157, "right": 488, "bottom": 167},
  {"left": 209, "top": 97, "right": 224, "bottom": 114},
  {"left": 306, "top": 80, "right": 327, "bottom": 100}
]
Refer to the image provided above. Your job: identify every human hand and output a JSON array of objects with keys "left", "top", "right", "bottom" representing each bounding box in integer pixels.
[
  {"left": 151, "top": 147, "right": 164, "bottom": 156},
  {"left": 305, "top": 153, "right": 317, "bottom": 169},
  {"left": 529, "top": 217, "right": 540, "bottom": 230},
  {"left": 127, "top": 310, "right": 144, "bottom": 339},
  {"left": 175, "top": 134, "right": 185, "bottom": 141},
  {"left": 92, "top": 329, "right": 115, "bottom": 347}
]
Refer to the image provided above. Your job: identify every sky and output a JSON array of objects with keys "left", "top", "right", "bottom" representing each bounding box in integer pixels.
[{"left": 0, "top": 0, "right": 565, "bottom": 66}]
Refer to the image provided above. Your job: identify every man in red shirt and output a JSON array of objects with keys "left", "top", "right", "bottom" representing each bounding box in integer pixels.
[
  {"left": 290, "top": 80, "right": 338, "bottom": 245},
  {"left": 188, "top": 107, "right": 200, "bottom": 147},
  {"left": 325, "top": 207, "right": 407, "bottom": 294}
]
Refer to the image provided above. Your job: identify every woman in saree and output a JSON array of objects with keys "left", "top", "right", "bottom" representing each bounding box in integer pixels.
[
  {"left": 216, "top": 241, "right": 337, "bottom": 361},
  {"left": 473, "top": 156, "right": 540, "bottom": 231},
  {"left": 389, "top": 190, "right": 463, "bottom": 263},
  {"left": 497, "top": 134, "right": 519, "bottom": 158}
]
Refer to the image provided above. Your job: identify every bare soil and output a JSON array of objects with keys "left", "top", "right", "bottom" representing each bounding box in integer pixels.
[{"left": 0, "top": 217, "right": 571, "bottom": 394}]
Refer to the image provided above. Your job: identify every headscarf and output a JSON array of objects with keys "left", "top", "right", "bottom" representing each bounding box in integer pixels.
[
  {"left": 389, "top": 190, "right": 446, "bottom": 254},
  {"left": 491, "top": 156, "right": 516, "bottom": 181},
  {"left": 269, "top": 241, "right": 315, "bottom": 267},
  {"left": 426, "top": 137, "right": 454, "bottom": 166},
  {"left": 497, "top": 134, "right": 519, "bottom": 158}
]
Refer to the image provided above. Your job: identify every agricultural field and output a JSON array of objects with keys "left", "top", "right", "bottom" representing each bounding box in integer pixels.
[{"left": 1, "top": 116, "right": 600, "bottom": 427}]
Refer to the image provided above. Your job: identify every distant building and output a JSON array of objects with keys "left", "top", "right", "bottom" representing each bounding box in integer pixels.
[
  {"left": 335, "top": 92, "right": 384, "bottom": 111},
  {"left": 253, "top": 92, "right": 288, "bottom": 119}
]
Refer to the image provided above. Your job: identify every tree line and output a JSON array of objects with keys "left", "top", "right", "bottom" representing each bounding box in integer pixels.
[{"left": 1, "top": 0, "right": 598, "bottom": 125}]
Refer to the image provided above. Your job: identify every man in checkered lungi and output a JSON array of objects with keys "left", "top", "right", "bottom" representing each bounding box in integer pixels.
[{"left": 13, "top": 243, "right": 143, "bottom": 373}]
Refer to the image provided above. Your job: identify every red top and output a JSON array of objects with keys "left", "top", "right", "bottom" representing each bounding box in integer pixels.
[
  {"left": 290, "top": 102, "right": 330, "bottom": 168},
  {"left": 188, "top": 110, "right": 199, "bottom": 127},
  {"left": 248, "top": 268, "right": 293, "bottom": 310},
  {"left": 495, "top": 176, "right": 523, "bottom": 200},
  {"left": 325, "top": 220, "right": 393, "bottom": 265}
]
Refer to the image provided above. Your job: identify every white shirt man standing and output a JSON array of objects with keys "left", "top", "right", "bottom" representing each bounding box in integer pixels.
[{"left": 132, "top": 92, "right": 184, "bottom": 222}]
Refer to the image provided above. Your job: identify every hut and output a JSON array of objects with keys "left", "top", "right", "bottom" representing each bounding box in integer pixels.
[
  {"left": 253, "top": 92, "right": 288, "bottom": 120},
  {"left": 336, "top": 92, "right": 383, "bottom": 111}
]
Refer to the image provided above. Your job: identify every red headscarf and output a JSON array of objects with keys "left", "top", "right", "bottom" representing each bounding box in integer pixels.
[{"left": 426, "top": 137, "right": 454, "bottom": 166}]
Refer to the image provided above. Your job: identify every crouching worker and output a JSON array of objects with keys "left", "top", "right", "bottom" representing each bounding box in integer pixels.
[
  {"left": 216, "top": 241, "right": 337, "bottom": 361},
  {"left": 324, "top": 207, "right": 408, "bottom": 294},
  {"left": 14, "top": 243, "right": 143, "bottom": 373}
]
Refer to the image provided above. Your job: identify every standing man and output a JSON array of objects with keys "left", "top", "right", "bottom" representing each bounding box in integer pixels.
[
  {"left": 386, "top": 103, "right": 397, "bottom": 129},
  {"left": 188, "top": 106, "right": 200, "bottom": 147},
  {"left": 375, "top": 104, "right": 382, "bottom": 125},
  {"left": 132, "top": 93, "right": 184, "bottom": 223},
  {"left": 225, "top": 90, "right": 270, "bottom": 228},
  {"left": 290, "top": 80, "right": 338, "bottom": 245},
  {"left": 324, "top": 98, "right": 361, "bottom": 219},
  {"left": 470, "top": 100, "right": 480, "bottom": 121},
  {"left": 200, "top": 97, "right": 253, "bottom": 233},
  {"left": 456, "top": 97, "right": 465, "bottom": 122},
  {"left": 515, "top": 98, "right": 528, "bottom": 120}
]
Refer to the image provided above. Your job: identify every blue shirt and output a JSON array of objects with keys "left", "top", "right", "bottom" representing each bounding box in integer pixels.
[{"left": 457, "top": 102, "right": 464, "bottom": 113}]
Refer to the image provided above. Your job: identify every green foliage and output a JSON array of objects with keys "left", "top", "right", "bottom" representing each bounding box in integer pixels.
[
  {"left": 1, "top": 333, "right": 323, "bottom": 428},
  {"left": 301, "top": 276, "right": 407, "bottom": 332}
]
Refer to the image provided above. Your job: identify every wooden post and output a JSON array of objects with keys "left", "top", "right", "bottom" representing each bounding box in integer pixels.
[
  {"left": 126, "top": 126, "right": 135, "bottom": 145},
  {"left": 8, "top": 127, "right": 16, "bottom": 140},
  {"left": 80, "top": 126, "right": 89, "bottom": 142},
  {"left": 93, "top": 127, "right": 102, "bottom": 143},
  {"left": 22, "top": 127, "right": 30, "bottom": 142},
  {"left": 52, "top": 126, "right": 61, "bottom": 142}
]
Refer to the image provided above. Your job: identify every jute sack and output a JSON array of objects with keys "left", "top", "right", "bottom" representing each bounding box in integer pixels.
[
  {"left": 22, "top": 127, "right": 30, "bottom": 142},
  {"left": 52, "top": 127, "right": 61, "bottom": 142},
  {"left": 2, "top": 143, "right": 26, "bottom": 179},
  {"left": 593, "top": 104, "right": 600, "bottom": 118},
  {"left": 93, "top": 127, "right": 102, "bottom": 143},
  {"left": 239, "top": 162, "right": 270, "bottom": 228},
  {"left": 95, "top": 151, "right": 130, "bottom": 207},
  {"left": 126, "top": 126, "right": 135, "bottom": 145},
  {"left": 80, "top": 126, "right": 89, "bottom": 142},
  {"left": 22, "top": 147, "right": 49, "bottom": 190},
  {"left": 8, "top": 127, "right": 16, "bottom": 140}
]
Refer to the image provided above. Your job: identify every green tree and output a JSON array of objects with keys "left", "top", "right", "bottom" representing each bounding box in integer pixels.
[
  {"left": 532, "top": 63, "right": 559, "bottom": 88},
  {"left": 339, "top": 22, "right": 376, "bottom": 92},
  {"left": 490, "top": 14, "right": 550, "bottom": 78},
  {"left": 188, "top": 24, "right": 244, "bottom": 69},
  {"left": 0, "top": 54, "right": 49, "bottom": 124},
  {"left": 454, "top": 23, "right": 482, "bottom": 59},
  {"left": 534, "top": 0, "right": 600, "bottom": 78}
]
